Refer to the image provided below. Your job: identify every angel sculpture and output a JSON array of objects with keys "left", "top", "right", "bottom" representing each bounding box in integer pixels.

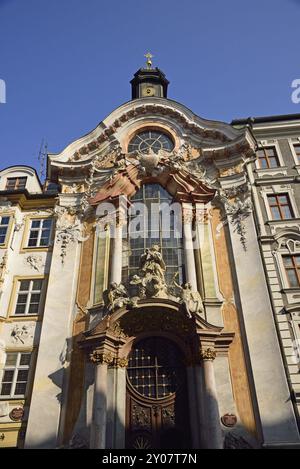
[
  {"left": 103, "top": 282, "right": 131, "bottom": 313},
  {"left": 173, "top": 273, "right": 204, "bottom": 318}
]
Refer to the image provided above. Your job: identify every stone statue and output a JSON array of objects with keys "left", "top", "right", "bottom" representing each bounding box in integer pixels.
[
  {"left": 140, "top": 244, "right": 166, "bottom": 280},
  {"left": 103, "top": 282, "right": 131, "bottom": 313},
  {"left": 130, "top": 245, "right": 168, "bottom": 299},
  {"left": 173, "top": 274, "right": 204, "bottom": 318}
]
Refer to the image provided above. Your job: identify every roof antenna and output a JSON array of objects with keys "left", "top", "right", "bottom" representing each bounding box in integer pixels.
[{"left": 38, "top": 139, "right": 48, "bottom": 181}]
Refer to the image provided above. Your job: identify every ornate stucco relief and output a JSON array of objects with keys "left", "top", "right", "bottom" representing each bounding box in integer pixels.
[
  {"left": 54, "top": 205, "right": 89, "bottom": 263},
  {"left": 215, "top": 184, "right": 253, "bottom": 250},
  {"left": 10, "top": 323, "right": 35, "bottom": 345},
  {"left": 24, "top": 254, "right": 45, "bottom": 272}
]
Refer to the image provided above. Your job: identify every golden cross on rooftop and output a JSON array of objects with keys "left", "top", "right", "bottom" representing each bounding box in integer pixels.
[{"left": 144, "top": 52, "right": 154, "bottom": 69}]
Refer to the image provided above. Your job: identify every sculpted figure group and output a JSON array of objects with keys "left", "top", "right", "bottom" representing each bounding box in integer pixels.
[{"left": 102, "top": 244, "right": 204, "bottom": 319}]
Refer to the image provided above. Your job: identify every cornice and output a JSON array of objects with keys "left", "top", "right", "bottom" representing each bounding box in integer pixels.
[
  {"left": 48, "top": 100, "right": 254, "bottom": 166},
  {"left": 255, "top": 176, "right": 296, "bottom": 186},
  {"left": 0, "top": 192, "right": 56, "bottom": 210}
]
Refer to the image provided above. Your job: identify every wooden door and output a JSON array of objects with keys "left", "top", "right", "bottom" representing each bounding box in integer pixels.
[{"left": 125, "top": 337, "right": 191, "bottom": 449}]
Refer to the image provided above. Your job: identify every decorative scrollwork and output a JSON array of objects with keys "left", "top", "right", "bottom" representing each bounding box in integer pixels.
[
  {"left": 132, "top": 405, "right": 151, "bottom": 430},
  {"left": 132, "top": 435, "right": 152, "bottom": 449},
  {"left": 110, "top": 309, "right": 193, "bottom": 339},
  {"left": 216, "top": 184, "right": 252, "bottom": 250},
  {"left": 54, "top": 206, "right": 89, "bottom": 263}
]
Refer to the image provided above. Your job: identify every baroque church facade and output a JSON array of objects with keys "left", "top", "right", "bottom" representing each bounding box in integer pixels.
[{"left": 0, "top": 63, "right": 300, "bottom": 449}]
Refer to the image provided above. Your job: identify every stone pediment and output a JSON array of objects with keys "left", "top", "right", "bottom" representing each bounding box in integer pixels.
[{"left": 47, "top": 98, "right": 256, "bottom": 185}]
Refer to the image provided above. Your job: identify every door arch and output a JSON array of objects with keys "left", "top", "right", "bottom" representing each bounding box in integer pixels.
[{"left": 125, "top": 336, "right": 191, "bottom": 449}]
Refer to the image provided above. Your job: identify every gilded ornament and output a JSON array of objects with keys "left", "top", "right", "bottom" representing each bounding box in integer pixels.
[
  {"left": 200, "top": 348, "right": 216, "bottom": 361},
  {"left": 89, "top": 351, "right": 114, "bottom": 365},
  {"left": 114, "top": 357, "right": 129, "bottom": 368}
]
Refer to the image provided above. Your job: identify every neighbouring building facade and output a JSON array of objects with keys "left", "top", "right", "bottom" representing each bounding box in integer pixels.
[{"left": 0, "top": 64, "right": 300, "bottom": 449}]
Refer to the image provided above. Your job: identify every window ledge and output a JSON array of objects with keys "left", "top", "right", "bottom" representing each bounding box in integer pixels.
[
  {"left": 255, "top": 167, "right": 288, "bottom": 177},
  {"left": 20, "top": 246, "right": 52, "bottom": 253},
  {"left": 266, "top": 218, "right": 300, "bottom": 225},
  {"left": 8, "top": 315, "right": 41, "bottom": 322},
  {"left": 0, "top": 397, "right": 26, "bottom": 401},
  {"left": 282, "top": 288, "right": 300, "bottom": 294}
]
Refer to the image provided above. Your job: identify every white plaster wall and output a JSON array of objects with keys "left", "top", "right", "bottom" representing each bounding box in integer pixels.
[
  {"left": 228, "top": 214, "right": 300, "bottom": 445},
  {"left": 24, "top": 236, "right": 81, "bottom": 448}
]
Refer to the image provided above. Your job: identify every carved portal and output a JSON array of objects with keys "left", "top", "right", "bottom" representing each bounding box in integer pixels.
[{"left": 126, "top": 336, "right": 191, "bottom": 449}]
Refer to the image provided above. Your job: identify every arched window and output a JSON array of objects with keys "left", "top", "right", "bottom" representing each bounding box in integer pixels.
[
  {"left": 122, "top": 184, "right": 185, "bottom": 291},
  {"left": 127, "top": 337, "right": 185, "bottom": 399}
]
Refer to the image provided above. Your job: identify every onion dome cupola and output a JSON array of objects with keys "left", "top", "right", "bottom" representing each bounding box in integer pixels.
[{"left": 130, "top": 52, "right": 169, "bottom": 99}]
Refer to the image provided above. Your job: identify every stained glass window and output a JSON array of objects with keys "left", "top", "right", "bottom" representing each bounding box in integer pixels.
[{"left": 122, "top": 184, "right": 184, "bottom": 293}]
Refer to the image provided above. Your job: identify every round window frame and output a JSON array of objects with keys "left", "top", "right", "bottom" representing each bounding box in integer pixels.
[{"left": 127, "top": 128, "right": 175, "bottom": 155}]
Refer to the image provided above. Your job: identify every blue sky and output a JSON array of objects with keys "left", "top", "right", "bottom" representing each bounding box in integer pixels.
[{"left": 1, "top": 0, "right": 300, "bottom": 176}]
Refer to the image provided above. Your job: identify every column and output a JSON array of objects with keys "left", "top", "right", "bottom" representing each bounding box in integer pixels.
[
  {"left": 186, "top": 365, "right": 201, "bottom": 448},
  {"left": 182, "top": 205, "right": 197, "bottom": 291},
  {"left": 89, "top": 351, "right": 113, "bottom": 449},
  {"left": 106, "top": 358, "right": 127, "bottom": 449},
  {"left": 110, "top": 222, "right": 122, "bottom": 284},
  {"left": 194, "top": 204, "right": 206, "bottom": 295},
  {"left": 110, "top": 217, "right": 124, "bottom": 285},
  {"left": 114, "top": 359, "right": 127, "bottom": 449},
  {"left": 199, "top": 348, "right": 223, "bottom": 449}
]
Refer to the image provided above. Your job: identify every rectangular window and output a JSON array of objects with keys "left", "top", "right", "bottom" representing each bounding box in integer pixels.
[
  {"left": 267, "top": 194, "right": 294, "bottom": 220},
  {"left": 294, "top": 144, "right": 300, "bottom": 164},
  {"left": 0, "top": 352, "right": 31, "bottom": 397},
  {"left": 5, "top": 177, "right": 27, "bottom": 190},
  {"left": 0, "top": 216, "right": 10, "bottom": 244},
  {"left": 14, "top": 279, "right": 43, "bottom": 315},
  {"left": 257, "top": 147, "right": 280, "bottom": 169},
  {"left": 27, "top": 218, "right": 53, "bottom": 247},
  {"left": 283, "top": 255, "right": 300, "bottom": 288}
]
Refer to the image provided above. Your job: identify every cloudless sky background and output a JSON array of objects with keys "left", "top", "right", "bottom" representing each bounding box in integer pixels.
[{"left": 1, "top": 0, "right": 300, "bottom": 177}]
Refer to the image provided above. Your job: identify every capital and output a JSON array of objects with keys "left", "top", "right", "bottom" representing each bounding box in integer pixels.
[
  {"left": 195, "top": 208, "right": 207, "bottom": 224},
  {"left": 113, "top": 357, "right": 129, "bottom": 368},
  {"left": 200, "top": 347, "right": 216, "bottom": 361},
  {"left": 182, "top": 208, "right": 194, "bottom": 224},
  {"left": 89, "top": 350, "right": 114, "bottom": 365}
]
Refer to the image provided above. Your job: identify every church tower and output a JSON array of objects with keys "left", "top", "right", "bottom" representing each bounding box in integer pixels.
[{"left": 130, "top": 52, "right": 169, "bottom": 99}]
